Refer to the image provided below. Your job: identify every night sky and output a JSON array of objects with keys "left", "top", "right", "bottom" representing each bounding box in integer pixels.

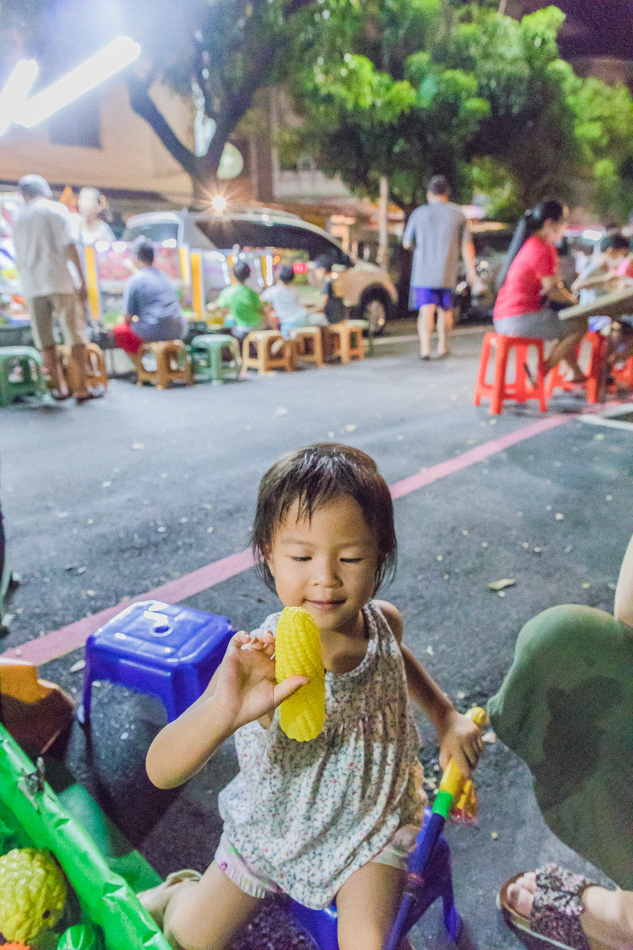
[{"left": 516, "top": 0, "right": 633, "bottom": 59}]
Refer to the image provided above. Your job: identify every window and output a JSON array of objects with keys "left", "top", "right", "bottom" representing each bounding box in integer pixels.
[
  {"left": 49, "top": 93, "right": 101, "bottom": 148},
  {"left": 196, "top": 219, "right": 350, "bottom": 265}
]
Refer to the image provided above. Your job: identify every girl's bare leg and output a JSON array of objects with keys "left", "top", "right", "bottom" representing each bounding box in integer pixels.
[
  {"left": 336, "top": 860, "right": 406, "bottom": 950},
  {"left": 546, "top": 318, "right": 588, "bottom": 380},
  {"left": 417, "top": 304, "right": 435, "bottom": 358},
  {"left": 165, "top": 861, "right": 262, "bottom": 950}
]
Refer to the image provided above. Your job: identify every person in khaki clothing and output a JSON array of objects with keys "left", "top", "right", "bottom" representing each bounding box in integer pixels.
[{"left": 13, "top": 175, "right": 99, "bottom": 403}]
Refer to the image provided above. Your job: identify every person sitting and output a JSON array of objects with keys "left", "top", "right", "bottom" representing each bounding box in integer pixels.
[
  {"left": 113, "top": 242, "right": 187, "bottom": 359},
  {"left": 572, "top": 234, "right": 631, "bottom": 305},
  {"left": 494, "top": 200, "right": 588, "bottom": 382},
  {"left": 488, "top": 533, "right": 633, "bottom": 950},
  {"left": 312, "top": 254, "right": 347, "bottom": 324},
  {"left": 573, "top": 234, "right": 633, "bottom": 376},
  {"left": 213, "top": 262, "right": 267, "bottom": 340},
  {"left": 261, "top": 264, "right": 329, "bottom": 339}
]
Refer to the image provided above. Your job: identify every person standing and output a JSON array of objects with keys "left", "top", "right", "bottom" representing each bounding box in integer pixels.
[
  {"left": 113, "top": 242, "right": 187, "bottom": 358},
  {"left": 74, "top": 188, "right": 115, "bottom": 245},
  {"left": 13, "top": 174, "right": 96, "bottom": 403},
  {"left": 403, "top": 176, "right": 482, "bottom": 360}
]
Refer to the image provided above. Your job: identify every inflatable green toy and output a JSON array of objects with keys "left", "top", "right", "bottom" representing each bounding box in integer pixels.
[{"left": 0, "top": 848, "right": 67, "bottom": 943}]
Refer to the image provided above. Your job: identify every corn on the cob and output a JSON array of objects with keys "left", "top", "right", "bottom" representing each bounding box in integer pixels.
[{"left": 275, "top": 606, "right": 325, "bottom": 741}]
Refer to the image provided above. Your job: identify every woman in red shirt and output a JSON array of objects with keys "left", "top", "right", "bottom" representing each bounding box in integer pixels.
[{"left": 494, "top": 200, "right": 587, "bottom": 381}]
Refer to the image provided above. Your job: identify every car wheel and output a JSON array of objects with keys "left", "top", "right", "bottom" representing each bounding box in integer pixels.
[{"left": 360, "top": 294, "right": 389, "bottom": 336}]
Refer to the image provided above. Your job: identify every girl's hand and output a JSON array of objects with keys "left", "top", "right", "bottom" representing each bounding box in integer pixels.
[
  {"left": 436, "top": 708, "right": 484, "bottom": 778},
  {"left": 211, "top": 631, "right": 308, "bottom": 732}
]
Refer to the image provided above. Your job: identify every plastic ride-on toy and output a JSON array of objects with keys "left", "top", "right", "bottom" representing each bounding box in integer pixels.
[{"left": 287, "top": 707, "right": 486, "bottom": 950}]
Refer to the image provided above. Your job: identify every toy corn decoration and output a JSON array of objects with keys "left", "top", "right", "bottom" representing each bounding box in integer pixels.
[{"left": 275, "top": 607, "right": 325, "bottom": 741}]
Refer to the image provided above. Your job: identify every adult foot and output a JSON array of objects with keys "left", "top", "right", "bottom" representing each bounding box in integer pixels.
[
  {"left": 419, "top": 354, "right": 431, "bottom": 361},
  {"left": 435, "top": 350, "right": 450, "bottom": 359},
  {"left": 138, "top": 870, "right": 201, "bottom": 929}
]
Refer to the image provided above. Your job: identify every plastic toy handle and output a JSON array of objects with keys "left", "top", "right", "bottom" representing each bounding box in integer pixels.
[{"left": 433, "top": 707, "right": 487, "bottom": 818}]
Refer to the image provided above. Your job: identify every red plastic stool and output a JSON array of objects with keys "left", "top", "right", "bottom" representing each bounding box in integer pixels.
[
  {"left": 546, "top": 331, "right": 607, "bottom": 404},
  {"left": 611, "top": 354, "right": 633, "bottom": 390},
  {"left": 474, "top": 332, "right": 547, "bottom": 415}
]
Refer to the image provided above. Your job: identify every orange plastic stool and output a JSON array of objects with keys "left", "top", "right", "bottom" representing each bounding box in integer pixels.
[
  {"left": 474, "top": 332, "right": 547, "bottom": 415},
  {"left": 545, "top": 331, "right": 607, "bottom": 404}
]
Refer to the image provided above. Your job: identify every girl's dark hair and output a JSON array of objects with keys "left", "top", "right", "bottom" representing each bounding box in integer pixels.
[
  {"left": 252, "top": 443, "right": 397, "bottom": 593},
  {"left": 496, "top": 199, "right": 566, "bottom": 291}
]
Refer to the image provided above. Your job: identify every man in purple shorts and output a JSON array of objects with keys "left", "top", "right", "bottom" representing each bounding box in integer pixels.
[{"left": 403, "top": 176, "right": 483, "bottom": 359}]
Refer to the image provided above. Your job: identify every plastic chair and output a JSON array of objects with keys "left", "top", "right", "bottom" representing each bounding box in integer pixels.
[
  {"left": 288, "top": 809, "right": 461, "bottom": 949},
  {"left": 189, "top": 333, "right": 241, "bottom": 383},
  {"left": 137, "top": 341, "right": 192, "bottom": 389},
  {"left": 545, "top": 331, "right": 607, "bottom": 404},
  {"left": 80, "top": 601, "right": 235, "bottom": 725},
  {"left": 474, "top": 332, "right": 547, "bottom": 415},
  {"left": 58, "top": 343, "right": 108, "bottom": 395},
  {"left": 325, "top": 322, "right": 365, "bottom": 364},
  {"left": 242, "top": 330, "right": 294, "bottom": 374},
  {"left": 610, "top": 354, "right": 633, "bottom": 391},
  {"left": 287, "top": 327, "right": 324, "bottom": 368},
  {"left": 0, "top": 345, "right": 47, "bottom": 406}
]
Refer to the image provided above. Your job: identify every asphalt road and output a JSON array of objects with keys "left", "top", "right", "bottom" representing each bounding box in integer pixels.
[{"left": 1, "top": 323, "right": 630, "bottom": 949}]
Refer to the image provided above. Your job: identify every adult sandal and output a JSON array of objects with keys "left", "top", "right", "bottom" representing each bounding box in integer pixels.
[{"left": 498, "top": 864, "right": 596, "bottom": 950}]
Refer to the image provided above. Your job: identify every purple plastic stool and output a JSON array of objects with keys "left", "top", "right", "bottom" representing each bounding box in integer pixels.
[
  {"left": 80, "top": 600, "right": 234, "bottom": 724},
  {"left": 288, "top": 809, "right": 461, "bottom": 950}
]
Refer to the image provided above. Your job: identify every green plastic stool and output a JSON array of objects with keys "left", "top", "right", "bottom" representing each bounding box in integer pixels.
[
  {"left": 0, "top": 345, "right": 48, "bottom": 406},
  {"left": 189, "top": 334, "right": 241, "bottom": 384}
]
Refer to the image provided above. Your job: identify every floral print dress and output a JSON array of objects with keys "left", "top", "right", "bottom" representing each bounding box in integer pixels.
[{"left": 217, "top": 600, "right": 426, "bottom": 909}]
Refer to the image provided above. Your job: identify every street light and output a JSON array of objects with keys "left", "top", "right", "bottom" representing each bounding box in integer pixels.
[{"left": 0, "top": 60, "right": 39, "bottom": 136}]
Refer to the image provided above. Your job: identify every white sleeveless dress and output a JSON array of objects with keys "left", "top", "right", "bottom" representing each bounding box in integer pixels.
[{"left": 217, "top": 600, "right": 426, "bottom": 909}]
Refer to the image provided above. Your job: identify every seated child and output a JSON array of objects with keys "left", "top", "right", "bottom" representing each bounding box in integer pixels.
[
  {"left": 214, "top": 262, "right": 266, "bottom": 340},
  {"left": 140, "top": 442, "right": 483, "bottom": 950},
  {"left": 572, "top": 233, "right": 631, "bottom": 305},
  {"left": 261, "top": 264, "right": 328, "bottom": 339}
]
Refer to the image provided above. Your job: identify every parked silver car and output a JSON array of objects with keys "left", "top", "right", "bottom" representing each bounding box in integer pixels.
[{"left": 123, "top": 208, "right": 398, "bottom": 334}]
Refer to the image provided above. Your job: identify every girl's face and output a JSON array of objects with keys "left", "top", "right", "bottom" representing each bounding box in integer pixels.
[{"left": 265, "top": 494, "right": 379, "bottom": 636}]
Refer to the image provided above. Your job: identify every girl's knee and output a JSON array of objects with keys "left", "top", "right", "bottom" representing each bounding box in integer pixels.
[
  {"left": 338, "top": 925, "right": 387, "bottom": 950},
  {"left": 167, "top": 908, "right": 222, "bottom": 950}
]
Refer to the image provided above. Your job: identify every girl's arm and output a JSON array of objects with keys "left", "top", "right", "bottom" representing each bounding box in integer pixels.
[
  {"left": 146, "top": 631, "right": 307, "bottom": 789},
  {"left": 614, "top": 534, "right": 633, "bottom": 630},
  {"left": 581, "top": 887, "right": 633, "bottom": 950},
  {"left": 375, "top": 601, "right": 483, "bottom": 776}
]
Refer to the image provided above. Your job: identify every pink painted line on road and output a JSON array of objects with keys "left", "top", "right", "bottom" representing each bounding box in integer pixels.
[
  {"left": 2, "top": 414, "right": 574, "bottom": 667},
  {"left": 390, "top": 414, "right": 570, "bottom": 500},
  {"left": 2, "top": 548, "right": 255, "bottom": 667}
]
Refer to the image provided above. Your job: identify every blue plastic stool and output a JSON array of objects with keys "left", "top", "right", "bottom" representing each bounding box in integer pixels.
[
  {"left": 288, "top": 809, "right": 461, "bottom": 949},
  {"left": 80, "top": 600, "right": 234, "bottom": 724}
]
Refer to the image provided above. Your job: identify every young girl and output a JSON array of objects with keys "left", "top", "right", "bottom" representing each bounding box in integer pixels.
[{"left": 141, "top": 443, "right": 483, "bottom": 950}]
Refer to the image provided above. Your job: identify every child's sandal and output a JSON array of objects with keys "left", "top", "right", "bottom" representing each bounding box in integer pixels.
[{"left": 498, "top": 863, "right": 596, "bottom": 950}]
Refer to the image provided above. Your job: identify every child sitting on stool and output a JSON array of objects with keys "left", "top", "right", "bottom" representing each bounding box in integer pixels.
[{"left": 139, "top": 442, "right": 483, "bottom": 950}]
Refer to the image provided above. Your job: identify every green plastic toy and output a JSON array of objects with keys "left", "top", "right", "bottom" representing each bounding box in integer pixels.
[{"left": 0, "top": 725, "right": 169, "bottom": 950}]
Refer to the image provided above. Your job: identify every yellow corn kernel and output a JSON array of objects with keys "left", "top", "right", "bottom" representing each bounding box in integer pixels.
[{"left": 275, "top": 606, "right": 325, "bottom": 741}]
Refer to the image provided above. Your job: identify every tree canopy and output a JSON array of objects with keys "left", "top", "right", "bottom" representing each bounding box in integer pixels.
[{"left": 283, "top": 1, "right": 633, "bottom": 219}]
